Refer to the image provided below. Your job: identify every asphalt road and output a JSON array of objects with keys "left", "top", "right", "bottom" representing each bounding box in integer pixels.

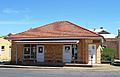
[{"left": 0, "top": 68, "right": 120, "bottom": 77}]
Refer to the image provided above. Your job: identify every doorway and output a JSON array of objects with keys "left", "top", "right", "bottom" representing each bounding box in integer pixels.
[
  {"left": 63, "top": 45, "right": 72, "bottom": 63},
  {"left": 88, "top": 44, "right": 96, "bottom": 64},
  {"left": 37, "top": 45, "right": 44, "bottom": 62}
]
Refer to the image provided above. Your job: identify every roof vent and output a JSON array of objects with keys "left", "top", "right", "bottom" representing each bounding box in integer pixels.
[
  {"left": 100, "top": 27, "right": 103, "bottom": 29},
  {"left": 93, "top": 28, "right": 96, "bottom": 31}
]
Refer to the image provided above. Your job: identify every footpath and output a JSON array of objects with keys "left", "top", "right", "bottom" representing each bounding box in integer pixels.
[{"left": 0, "top": 64, "right": 120, "bottom": 71}]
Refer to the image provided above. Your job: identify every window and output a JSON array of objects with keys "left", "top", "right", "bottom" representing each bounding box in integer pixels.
[
  {"left": 31, "top": 45, "right": 36, "bottom": 58},
  {"left": 24, "top": 44, "right": 30, "bottom": 47},
  {"left": 72, "top": 45, "right": 77, "bottom": 60},
  {"left": 1, "top": 46, "right": 5, "bottom": 50},
  {"left": 23, "top": 44, "right": 36, "bottom": 61},
  {"left": 92, "top": 46, "right": 95, "bottom": 49},
  {"left": 102, "top": 45, "right": 107, "bottom": 48},
  {"left": 1, "top": 46, "right": 5, "bottom": 51},
  {"left": 65, "top": 46, "right": 70, "bottom": 53},
  {"left": 38, "top": 47, "right": 43, "bottom": 53},
  {"left": 24, "top": 48, "right": 30, "bottom": 54}
]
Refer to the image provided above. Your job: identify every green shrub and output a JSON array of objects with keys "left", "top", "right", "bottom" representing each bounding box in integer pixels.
[{"left": 101, "top": 48, "right": 115, "bottom": 64}]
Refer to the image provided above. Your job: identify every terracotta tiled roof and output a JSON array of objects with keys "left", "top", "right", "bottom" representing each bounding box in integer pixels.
[{"left": 7, "top": 21, "right": 103, "bottom": 39}]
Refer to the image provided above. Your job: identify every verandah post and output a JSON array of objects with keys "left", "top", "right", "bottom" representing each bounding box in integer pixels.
[{"left": 16, "top": 44, "right": 18, "bottom": 64}]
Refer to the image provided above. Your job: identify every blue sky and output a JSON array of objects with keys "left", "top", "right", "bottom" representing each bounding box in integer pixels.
[{"left": 0, "top": 0, "right": 120, "bottom": 36}]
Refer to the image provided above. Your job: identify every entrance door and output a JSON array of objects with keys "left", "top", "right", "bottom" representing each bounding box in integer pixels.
[
  {"left": 37, "top": 45, "right": 44, "bottom": 62},
  {"left": 88, "top": 44, "right": 96, "bottom": 64},
  {"left": 63, "top": 45, "right": 72, "bottom": 63}
]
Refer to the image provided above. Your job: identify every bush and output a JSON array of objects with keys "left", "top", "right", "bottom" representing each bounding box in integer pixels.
[{"left": 101, "top": 48, "right": 115, "bottom": 64}]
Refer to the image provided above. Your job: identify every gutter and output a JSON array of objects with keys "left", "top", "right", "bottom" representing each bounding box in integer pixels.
[{"left": 6, "top": 36, "right": 104, "bottom": 41}]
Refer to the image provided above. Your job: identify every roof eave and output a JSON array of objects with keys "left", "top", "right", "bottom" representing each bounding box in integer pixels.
[{"left": 6, "top": 36, "right": 104, "bottom": 41}]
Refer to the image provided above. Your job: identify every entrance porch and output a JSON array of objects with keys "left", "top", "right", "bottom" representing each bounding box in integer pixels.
[{"left": 11, "top": 39, "right": 101, "bottom": 65}]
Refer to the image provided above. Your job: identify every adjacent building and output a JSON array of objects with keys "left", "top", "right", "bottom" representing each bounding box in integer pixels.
[
  {"left": 117, "top": 29, "right": 120, "bottom": 60},
  {"left": 6, "top": 21, "right": 104, "bottom": 65},
  {"left": 0, "top": 37, "right": 11, "bottom": 62},
  {"left": 91, "top": 27, "right": 120, "bottom": 60}
]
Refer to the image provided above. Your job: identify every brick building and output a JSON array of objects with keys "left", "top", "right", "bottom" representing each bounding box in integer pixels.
[
  {"left": 6, "top": 21, "right": 104, "bottom": 65},
  {"left": 91, "top": 27, "right": 120, "bottom": 60}
]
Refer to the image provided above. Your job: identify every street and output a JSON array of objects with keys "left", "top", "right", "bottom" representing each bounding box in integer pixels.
[{"left": 0, "top": 68, "right": 120, "bottom": 77}]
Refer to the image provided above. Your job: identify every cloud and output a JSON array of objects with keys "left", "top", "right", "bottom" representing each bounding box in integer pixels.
[
  {"left": 2, "top": 8, "right": 19, "bottom": 14},
  {"left": 2, "top": 8, "right": 31, "bottom": 14},
  {"left": 0, "top": 20, "right": 38, "bottom": 25},
  {"left": 1, "top": 8, "right": 33, "bottom": 20},
  {"left": 0, "top": 8, "right": 36, "bottom": 25},
  {"left": 0, "top": 21, "right": 26, "bottom": 25},
  {"left": 24, "top": 14, "right": 33, "bottom": 20}
]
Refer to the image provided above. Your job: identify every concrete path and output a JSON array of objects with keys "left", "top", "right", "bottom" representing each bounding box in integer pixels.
[
  {"left": 64, "top": 64, "right": 120, "bottom": 71},
  {"left": 0, "top": 64, "right": 120, "bottom": 71}
]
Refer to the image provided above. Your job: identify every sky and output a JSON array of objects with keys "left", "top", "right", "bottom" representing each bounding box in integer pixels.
[{"left": 0, "top": 0, "right": 120, "bottom": 36}]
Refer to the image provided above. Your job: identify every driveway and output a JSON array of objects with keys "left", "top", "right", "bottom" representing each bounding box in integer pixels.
[
  {"left": 0, "top": 64, "right": 120, "bottom": 77},
  {"left": 0, "top": 68, "right": 120, "bottom": 77}
]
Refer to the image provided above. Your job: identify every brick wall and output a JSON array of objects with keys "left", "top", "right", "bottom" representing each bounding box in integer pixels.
[
  {"left": 11, "top": 41, "right": 23, "bottom": 64},
  {"left": 11, "top": 39, "right": 101, "bottom": 64},
  {"left": 44, "top": 44, "right": 63, "bottom": 63}
]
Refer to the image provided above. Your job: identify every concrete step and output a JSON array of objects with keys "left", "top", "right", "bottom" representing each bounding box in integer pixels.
[
  {"left": 64, "top": 64, "right": 92, "bottom": 67},
  {"left": 113, "top": 59, "right": 120, "bottom": 66}
]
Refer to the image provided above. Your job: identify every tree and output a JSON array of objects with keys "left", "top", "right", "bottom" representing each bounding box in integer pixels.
[{"left": 101, "top": 48, "right": 115, "bottom": 64}]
